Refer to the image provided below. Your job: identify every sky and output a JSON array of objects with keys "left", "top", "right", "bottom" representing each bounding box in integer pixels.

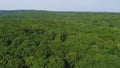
[{"left": 0, "top": 0, "right": 120, "bottom": 12}]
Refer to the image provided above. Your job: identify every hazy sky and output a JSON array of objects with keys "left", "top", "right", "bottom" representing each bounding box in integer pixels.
[{"left": 0, "top": 0, "right": 120, "bottom": 12}]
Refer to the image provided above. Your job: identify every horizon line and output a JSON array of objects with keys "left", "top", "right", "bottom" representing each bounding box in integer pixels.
[{"left": 0, "top": 9, "right": 120, "bottom": 13}]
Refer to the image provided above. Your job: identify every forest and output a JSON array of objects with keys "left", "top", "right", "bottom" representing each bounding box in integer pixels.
[{"left": 0, "top": 10, "right": 120, "bottom": 68}]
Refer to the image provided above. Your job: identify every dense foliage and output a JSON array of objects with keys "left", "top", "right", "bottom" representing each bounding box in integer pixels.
[{"left": 0, "top": 10, "right": 120, "bottom": 68}]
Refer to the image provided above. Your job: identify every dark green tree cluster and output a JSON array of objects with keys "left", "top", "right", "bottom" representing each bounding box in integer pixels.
[{"left": 0, "top": 10, "right": 120, "bottom": 68}]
